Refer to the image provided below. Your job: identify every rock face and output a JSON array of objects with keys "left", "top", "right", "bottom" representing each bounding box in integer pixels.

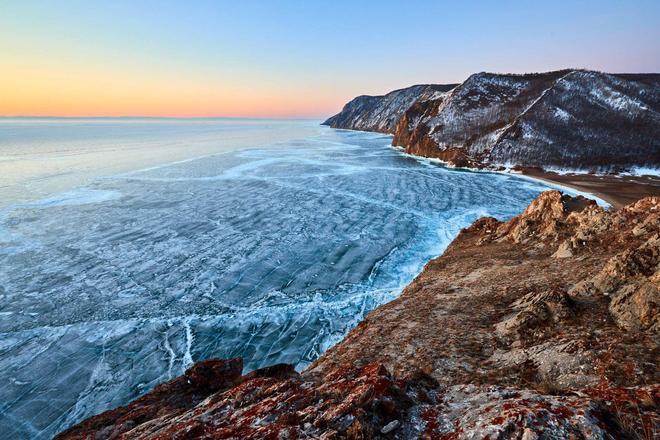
[
  {"left": 322, "top": 84, "right": 457, "bottom": 133},
  {"left": 58, "top": 193, "right": 659, "bottom": 439},
  {"left": 325, "top": 70, "right": 660, "bottom": 172}
]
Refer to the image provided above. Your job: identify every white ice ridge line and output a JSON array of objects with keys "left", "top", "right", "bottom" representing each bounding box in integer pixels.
[
  {"left": 111, "top": 155, "right": 366, "bottom": 183},
  {"left": 269, "top": 179, "right": 436, "bottom": 221},
  {"left": 182, "top": 318, "right": 194, "bottom": 369},
  {"left": 367, "top": 244, "right": 400, "bottom": 285},
  {"left": 108, "top": 141, "right": 278, "bottom": 177},
  {"left": 2, "top": 289, "right": 403, "bottom": 337},
  {"left": 163, "top": 322, "right": 176, "bottom": 379},
  {"left": 58, "top": 339, "right": 110, "bottom": 434}
]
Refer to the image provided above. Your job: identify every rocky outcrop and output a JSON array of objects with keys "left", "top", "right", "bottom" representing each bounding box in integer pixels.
[
  {"left": 56, "top": 358, "right": 654, "bottom": 440},
  {"left": 326, "top": 70, "right": 660, "bottom": 172},
  {"left": 322, "top": 84, "right": 457, "bottom": 133},
  {"left": 58, "top": 193, "right": 659, "bottom": 439}
]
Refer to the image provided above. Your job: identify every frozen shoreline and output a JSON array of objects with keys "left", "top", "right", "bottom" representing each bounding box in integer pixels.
[
  {"left": 391, "top": 144, "right": 613, "bottom": 207},
  {"left": 389, "top": 142, "right": 660, "bottom": 210}
]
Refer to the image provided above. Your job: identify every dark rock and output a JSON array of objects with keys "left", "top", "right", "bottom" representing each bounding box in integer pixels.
[
  {"left": 245, "top": 362, "right": 299, "bottom": 380},
  {"left": 184, "top": 357, "right": 243, "bottom": 391}
]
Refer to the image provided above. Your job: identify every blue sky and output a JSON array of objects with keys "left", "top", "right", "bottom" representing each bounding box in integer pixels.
[{"left": 1, "top": 0, "right": 659, "bottom": 117}]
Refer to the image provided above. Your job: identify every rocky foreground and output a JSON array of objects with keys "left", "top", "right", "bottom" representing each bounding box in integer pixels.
[
  {"left": 58, "top": 191, "right": 658, "bottom": 439},
  {"left": 324, "top": 70, "right": 660, "bottom": 172}
]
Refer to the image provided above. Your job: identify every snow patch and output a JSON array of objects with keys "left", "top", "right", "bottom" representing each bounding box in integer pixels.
[
  {"left": 553, "top": 108, "right": 572, "bottom": 121},
  {"left": 621, "top": 166, "right": 660, "bottom": 177},
  {"left": 589, "top": 87, "right": 648, "bottom": 112}
]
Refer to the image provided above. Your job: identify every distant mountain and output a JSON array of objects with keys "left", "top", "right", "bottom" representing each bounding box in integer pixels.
[
  {"left": 324, "top": 70, "right": 660, "bottom": 172},
  {"left": 322, "top": 84, "right": 458, "bottom": 133}
]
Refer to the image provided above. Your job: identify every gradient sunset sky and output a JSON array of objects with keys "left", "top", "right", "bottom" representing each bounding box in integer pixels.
[{"left": 2, "top": 0, "right": 659, "bottom": 118}]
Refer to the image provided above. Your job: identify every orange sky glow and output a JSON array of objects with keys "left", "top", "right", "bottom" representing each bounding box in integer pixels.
[
  {"left": 1, "top": 60, "right": 339, "bottom": 118},
  {"left": 2, "top": 1, "right": 658, "bottom": 118}
]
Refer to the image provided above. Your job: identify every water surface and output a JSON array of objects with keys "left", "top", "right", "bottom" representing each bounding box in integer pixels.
[{"left": 0, "top": 120, "right": 553, "bottom": 438}]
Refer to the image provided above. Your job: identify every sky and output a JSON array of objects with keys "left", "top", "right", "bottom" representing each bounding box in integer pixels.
[{"left": 1, "top": 0, "right": 659, "bottom": 118}]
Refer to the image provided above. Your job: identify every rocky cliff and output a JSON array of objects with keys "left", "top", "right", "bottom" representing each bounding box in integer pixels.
[
  {"left": 325, "top": 70, "right": 660, "bottom": 172},
  {"left": 322, "top": 84, "right": 458, "bottom": 133},
  {"left": 57, "top": 192, "right": 659, "bottom": 439}
]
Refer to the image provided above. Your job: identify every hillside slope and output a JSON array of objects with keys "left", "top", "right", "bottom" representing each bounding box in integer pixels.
[
  {"left": 326, "top": 70, "right": 660, "bottom": 172},
  {"left": 322, "top": 84, "right": 457, "bottom": 133}
]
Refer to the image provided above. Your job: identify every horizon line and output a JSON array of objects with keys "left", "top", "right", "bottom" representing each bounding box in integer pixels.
[{"left": 0, "top": 115, "right": 327, "bottom": 120}]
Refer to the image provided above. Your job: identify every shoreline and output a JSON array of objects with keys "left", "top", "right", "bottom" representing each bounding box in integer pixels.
[
  {"left": 521, "top": 168, "right": 660, "bottom": 210},
  {"left": 59, "top": 189, "right": 660, "bottom": 439},
  {"left": 388, "top": 141, "right": 660, "bottom": 210},
  {"left": 54, "top": 127, "right": 660, "bottom": 438},
  {"left": 393, "top": 145, "right": 612, "bottom": 207}
]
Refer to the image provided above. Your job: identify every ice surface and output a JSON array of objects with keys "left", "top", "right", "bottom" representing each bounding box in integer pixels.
[
  {"left": 0, "top": 118, "right": 321, "bottom": 209},
  {"left": 0, "top": 124, "right": 552, "bottom": 438}
]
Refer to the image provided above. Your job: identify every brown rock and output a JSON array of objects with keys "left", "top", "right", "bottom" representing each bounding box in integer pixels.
[{"left": 609, "top": 277, "right": 659, "bottom": 331}]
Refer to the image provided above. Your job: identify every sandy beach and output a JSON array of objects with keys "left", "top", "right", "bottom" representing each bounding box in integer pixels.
[{"left": 522, "top": 168, "right": 660, "bottom": 209}]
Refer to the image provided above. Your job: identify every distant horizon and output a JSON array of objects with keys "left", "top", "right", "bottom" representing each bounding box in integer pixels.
[
  {"left": 5, "top": 67, "right": 660, "bottom": 120},
  {"left": 2, "top": 0, "right": 659, "bottom": 118},
  {"left": 0, "top": 115, "right": 324, "bottom": 120}
]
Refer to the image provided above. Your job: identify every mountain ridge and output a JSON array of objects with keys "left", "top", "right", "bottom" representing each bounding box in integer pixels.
[
  {"left": 324, "top": 69, "right": 660, "bottom": 173},
  {"left": 323, "top": 83, "right": 458, "bottom": 133}
]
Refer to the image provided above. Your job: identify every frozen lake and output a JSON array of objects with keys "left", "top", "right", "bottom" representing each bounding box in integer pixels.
[{"left": 0, "top": 119, "right": 553, "bottom": 438}]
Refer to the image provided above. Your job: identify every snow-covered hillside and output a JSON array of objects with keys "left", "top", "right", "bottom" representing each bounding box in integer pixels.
[
  {"left": 322, "top": 84, "right": 458, "bottom": 133},
  {"left": 326, "top": 70, "right": 660, "bottom": 172}
]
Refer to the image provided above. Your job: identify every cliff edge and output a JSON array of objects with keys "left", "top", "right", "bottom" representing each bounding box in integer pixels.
[{"left": 57, "top": 192, "right": 659, "bottom": 439}]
